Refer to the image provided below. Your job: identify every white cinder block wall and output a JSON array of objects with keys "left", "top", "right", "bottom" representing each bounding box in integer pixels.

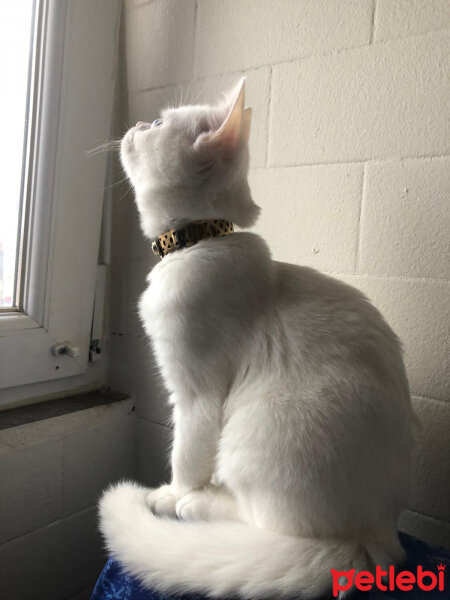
[
  {"left": 0, "top": 400, "right": 135, "bottom": 599},
  {"left": 110, "top": 0, "right": 450, "bottom": 548}
]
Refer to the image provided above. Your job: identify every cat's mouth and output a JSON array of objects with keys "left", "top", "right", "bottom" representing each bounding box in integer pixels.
[
  {"left": 122, "top": 129, "right": 136, "bottom": 154},
  {"left": 123, "top": 122, "right": 151, "bottom": 153}
]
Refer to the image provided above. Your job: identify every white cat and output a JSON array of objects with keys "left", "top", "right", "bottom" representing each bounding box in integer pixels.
[{"left": 100, "top": 80, "right": 414, "bottom": 599}]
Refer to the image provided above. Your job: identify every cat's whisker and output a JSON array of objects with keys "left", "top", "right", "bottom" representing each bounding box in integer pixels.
[
  {"left": 172, "top": 86, "right": 180, "bottom": 108},
  {"left": 103, "top": 175, "right": 129, "bottom": 192},
  {"left": 178, "top": 85, "right": 184, "bottom": 108},
  {"left": 172, "top": 85, "right": 181, "bottom": 108},
  {"left": 179, "top": 82, "right": 192, "bottom": 108},
  {"left": 86, "top": 148, "right": 119, "bottom": 158},
  {"left": 191, "top": 81, "right": 208, "bottom": 106},
  {"left": 169, "top": 87, "right": 180, "bottom": 110},
  {"left": 184, "top": 83, "right": 192, "bottom": 106},
  {"left": 116, "top": 181, "right": 134, "bottom": 202},
  {"left": 86, "top": 139, "right": 121, "bottom": 158}
]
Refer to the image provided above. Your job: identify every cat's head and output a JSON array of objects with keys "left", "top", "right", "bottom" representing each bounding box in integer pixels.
[{"left": 121, "top": 79, "right": 260, "bottom": 239}]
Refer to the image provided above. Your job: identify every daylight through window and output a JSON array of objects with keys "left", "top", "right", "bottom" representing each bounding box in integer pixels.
[{"left": 0, "top": 1, "right": 35, "bottom": 309}]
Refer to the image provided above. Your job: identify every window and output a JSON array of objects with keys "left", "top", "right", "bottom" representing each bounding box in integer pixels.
[
  {"left": 0, "top": 0, "right": 120, "bottom": 398},
  {"left": 0, "top": 2, "right": 35, "bottom": 310}
]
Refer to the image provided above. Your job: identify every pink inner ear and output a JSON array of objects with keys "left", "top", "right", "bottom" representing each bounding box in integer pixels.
[
  {"left": 193, "top": 80, "right": 249, "bottom": 160},
  {"left": 213, "top": 80, "right": 246, "bottom": 151},
  {"left": 242, "top": 108, "right": 252, "bottom": 143}
]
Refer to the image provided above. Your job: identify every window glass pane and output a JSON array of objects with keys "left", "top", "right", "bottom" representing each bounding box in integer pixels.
[{"left": 0, "top": 2, "right": 34, "bottom": 309}]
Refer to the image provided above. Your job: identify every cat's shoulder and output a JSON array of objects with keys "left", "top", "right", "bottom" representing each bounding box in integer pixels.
[{"left": 273, "top": 261, "right": 369, "bottom": 305}]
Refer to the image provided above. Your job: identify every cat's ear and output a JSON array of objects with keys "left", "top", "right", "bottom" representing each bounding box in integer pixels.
[
  {"left": 214, "top": 79, "right": 246, "bottom": 151},
  {"left": 195, "top": 79, "right": 249, "bottom": 159},
  {"left": 242, "top": 107, "right": 252, "bottom": 143}
]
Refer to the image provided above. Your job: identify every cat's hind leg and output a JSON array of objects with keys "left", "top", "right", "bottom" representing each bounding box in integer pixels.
[{"left": 176, "top": 484, "right": 240, "bottom": 522}]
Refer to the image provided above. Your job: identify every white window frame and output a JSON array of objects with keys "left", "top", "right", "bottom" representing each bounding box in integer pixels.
[{"left": 0, "top": 0, "right": 120, "bottom": 392}]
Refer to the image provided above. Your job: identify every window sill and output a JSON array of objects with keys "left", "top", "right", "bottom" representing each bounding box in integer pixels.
[{"left": 0, "top": 389, "right": 130, "bottom": 431}]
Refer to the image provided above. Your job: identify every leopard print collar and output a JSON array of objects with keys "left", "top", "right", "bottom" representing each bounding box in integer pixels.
[{"left": 151, "top": 219, "right": 234, "bottom": 259}]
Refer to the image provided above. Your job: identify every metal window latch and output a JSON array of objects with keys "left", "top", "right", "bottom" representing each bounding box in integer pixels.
[
  {"left": 51, "top": 341, "right": 80, "bottom": 358},
  {"left": 89, "top": 339, "right": 103, "bottom": 362}
]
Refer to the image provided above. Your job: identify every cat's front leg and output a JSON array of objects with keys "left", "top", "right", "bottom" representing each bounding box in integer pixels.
[
  {"left": 147, "top": 396, "right": 222, "bottom": 518},
  {"left": 176, "top": 484, "right": 240, "bottom": 522},
  {"left": 146, "top": 484, "right": 178, "bottom": 517}
]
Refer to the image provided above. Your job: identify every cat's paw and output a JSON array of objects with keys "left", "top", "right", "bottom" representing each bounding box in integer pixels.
[
  {"left": 145, "top": 485, "right": 177, "bottom": 518},
  {"left": 176, "top": 489, "right": 211, "bottom": 521}
]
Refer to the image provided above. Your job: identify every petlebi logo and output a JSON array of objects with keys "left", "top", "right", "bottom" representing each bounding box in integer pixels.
[{"left": 331, "top": 563, "right": 446, "bottom": 597}]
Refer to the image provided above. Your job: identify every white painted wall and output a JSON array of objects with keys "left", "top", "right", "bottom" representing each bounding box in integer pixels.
[
  {"left": 0, "top": 399, "right": 135, "bottom": 599},
  {"left": 110, "top": 0, "right": 450, "bottom": 548}
]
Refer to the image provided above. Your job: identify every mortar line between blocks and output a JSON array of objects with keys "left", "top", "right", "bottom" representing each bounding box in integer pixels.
[
  {"left": 67, "top": 585, "right": 97, "bottom": 600},
  {"left": 59, "top": 436, "right": 64, "bottom": 518},
  {"left": 190, "top": 28, "right": 450, "bottom": 84},
  {"left": 128, "top": 28, "right": 450, "bottom": 95},
  {"left": 247, "top": 153, "right": 450, "bottom": 171},
  {"left": 413, "top": 395, "right": 450, "bottom": 407},
  {"left": 265, "top": 66, "right": 273, "bottom": 167},
  {"left": 329, "top": 272, "right": 450, "bottom": 285},
  {"left": 131, "top": 63, "right": 272, "bottom": 97},
  {"left": 138, "top": 415, "right": 173, "bottom": 430},
  {"left": 0, "top": 505, "right": 97, "bottom": 547},
  {"left": 355, "top": 163, "right": 368, "bottom": 272},
  {"left": 125, "top": 0, "right": 160, "bottom": 13},
  {"left": 369, "top": 0, "right": 378, "bottom": 44},
  {"left": 192, "top": 0, "right": 199, "bottom": 81},
  {"left": 403, "top": 507, "right": 450, "bottom": 526}
]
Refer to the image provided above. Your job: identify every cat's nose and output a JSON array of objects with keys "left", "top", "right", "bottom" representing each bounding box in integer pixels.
[{"left": 136, "top": 121, "right": 150, "bottom": 129}]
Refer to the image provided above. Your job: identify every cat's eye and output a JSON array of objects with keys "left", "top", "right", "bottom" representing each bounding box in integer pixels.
[{"left": 152, "top": 119, "right": 163, "bottom": 128}]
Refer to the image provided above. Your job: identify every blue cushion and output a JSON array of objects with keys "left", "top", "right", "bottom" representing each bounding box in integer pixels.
[{"left": 90, "top": 532, "right": 449, "bottom": 599}]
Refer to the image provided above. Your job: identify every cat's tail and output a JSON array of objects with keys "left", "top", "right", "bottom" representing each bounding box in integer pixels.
[{"left": 99, "top": 481, "right": 403, "bottom": 599}]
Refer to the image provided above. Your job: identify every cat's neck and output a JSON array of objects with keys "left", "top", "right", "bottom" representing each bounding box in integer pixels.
[
  {"left": 135, "top": 181, "right": 260, "bottom": 240},
  {"left": 136, "top": 189, "right": 231, "bottom": 240}
]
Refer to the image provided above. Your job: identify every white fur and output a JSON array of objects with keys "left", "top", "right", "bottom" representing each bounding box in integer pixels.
[{"left": 100, "top": 81, "right": 414, "bottom": 598}]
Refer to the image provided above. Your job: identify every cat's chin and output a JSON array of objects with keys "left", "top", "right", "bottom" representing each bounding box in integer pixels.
[
  {"left": 233, "top": 201, "right": 261, "bottom": 229},
  {"left": 120, "top": 129, "right": 135, "bottom": 159},
  {"left": 132, "top": 182, "right": 260, "bottom": 239}
]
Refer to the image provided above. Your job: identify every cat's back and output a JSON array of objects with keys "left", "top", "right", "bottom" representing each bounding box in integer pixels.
[
  {"left": 274, "top": 261, "right": 372, "bottom": 315},
  {"left": 274, "top": 260, "right": 390, "bottom": 334},
  {"left": 272, "top": 261, "right": 407, "bottom": 385}
]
